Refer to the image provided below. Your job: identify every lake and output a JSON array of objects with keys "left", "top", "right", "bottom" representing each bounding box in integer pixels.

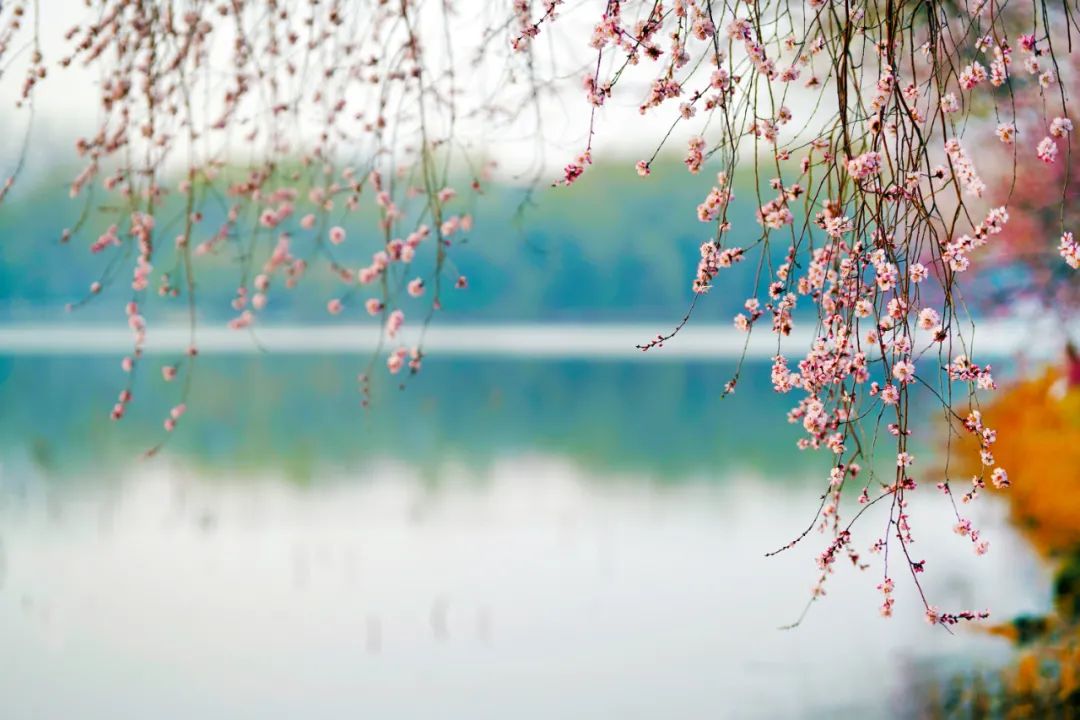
[{"left": 0, "top": 346, "right": 1053, "bottom": 719}]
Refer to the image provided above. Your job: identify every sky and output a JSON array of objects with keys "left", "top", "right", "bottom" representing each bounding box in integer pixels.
[{"left": 0, "top": 0, "right": 823, "bottom": 187}]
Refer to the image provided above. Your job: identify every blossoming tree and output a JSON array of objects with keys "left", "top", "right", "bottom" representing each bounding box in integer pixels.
[{"left": 0, "top": 0, "right": 1077, "bottom": 625}]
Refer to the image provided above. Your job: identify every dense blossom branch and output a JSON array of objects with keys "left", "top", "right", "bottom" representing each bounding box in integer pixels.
[{"left": 0, "top": 0, "right": 1077, "bottom": 625}]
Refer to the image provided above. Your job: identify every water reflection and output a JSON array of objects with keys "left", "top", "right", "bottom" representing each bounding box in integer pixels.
[
  {"left": 0, "top": 355, "right": 817, "bottom": 480},
  {"left": 0, "top": 355, "right": 1054, "bottom": 718}
]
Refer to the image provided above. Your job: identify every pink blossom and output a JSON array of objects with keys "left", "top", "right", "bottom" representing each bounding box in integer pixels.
[
  {"left": 846, "top": 151, "right": 882, "bottom": 180},
  {"left": 945, "top": 138, "right": 985, "bottom": 196},
  {"left": 880, "top": 384, "right": 900, "bottom": 405},
  {"left": 1050, "top": 117, "right": 1073, "bottom": 138},
  {"left": 1037, "top": 136, "right": 1058, "bottom": 163},
  {"left": 387, "top": 309, "right": 404, "bottom": 337},
  {"left": 441, "top": 216, "right": 461, "bottom": 237},
  {"left": 684, "top": 137, "right": 705, "bottom": 174},
  {"left": 387, "top": 348, "right": 407, "bottom": 374},
  {"left": 892, "top": 359, "right": 916, "bottom": 384},
  {"left": 557, "top": 151, "right": 591, "bottom": 187},
  {"left": 1060, "top": 231, "right": 1080, "bottom": 268},
  {"left": 229, "top": 311, "right": 253, "bottom": 330}
]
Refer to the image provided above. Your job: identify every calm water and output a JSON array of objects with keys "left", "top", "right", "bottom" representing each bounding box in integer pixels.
[{"left": 0, "top": 353, "right": 1052, "bottom": 719}]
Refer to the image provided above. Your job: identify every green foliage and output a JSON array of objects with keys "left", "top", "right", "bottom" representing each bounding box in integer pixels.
[{"left": 0, "top": 161, "right": 764, "bottom": 323}]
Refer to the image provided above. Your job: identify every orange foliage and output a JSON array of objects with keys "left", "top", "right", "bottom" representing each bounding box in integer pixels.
[
  {"left": 929, "top": 366, "right": 1080, "bottom": 716},
  {"left": 955, "top": 368, "right": 1080, "bottom": 558}
]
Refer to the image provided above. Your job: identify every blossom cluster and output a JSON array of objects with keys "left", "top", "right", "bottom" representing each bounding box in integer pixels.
[
  {"left": 0, "top": 0, "right": 491, "bottom": 455},
  {"left": 539, "top": 0, "right": 1078, "bottom": 625},
  {"left": 0, "top": 0, "right": 1076, "bottom": 624}
]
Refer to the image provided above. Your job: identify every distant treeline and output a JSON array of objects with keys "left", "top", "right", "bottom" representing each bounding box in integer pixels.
[{"left": 1, "top": 161, "right": 775, "bottom": 324}]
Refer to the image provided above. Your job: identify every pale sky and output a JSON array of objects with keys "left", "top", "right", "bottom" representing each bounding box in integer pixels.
[
  {"left": 0, "top": 0, "right": 820, "bottom": 186},
  {"left": 1, "top": 1, "right": 666, "bottom": 182}
]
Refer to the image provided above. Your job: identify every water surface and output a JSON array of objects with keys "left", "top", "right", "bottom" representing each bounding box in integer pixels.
[{"left": 0, "top": 354, "right": 1051, "bottom": 719}]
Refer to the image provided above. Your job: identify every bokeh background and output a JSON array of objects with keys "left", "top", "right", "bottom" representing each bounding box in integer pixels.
[
  {"left": 0, "top": 159, "right": 1060, "bottom": 719},
  {"left": 0, "top": 1, "right": 1073, "bottom": 713}
]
